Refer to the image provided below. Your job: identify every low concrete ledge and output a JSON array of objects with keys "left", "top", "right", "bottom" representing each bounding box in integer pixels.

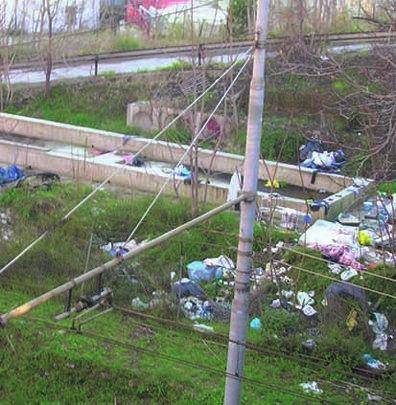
[{"left": 0, "top": 113, "right": 352, "bottom": 194}]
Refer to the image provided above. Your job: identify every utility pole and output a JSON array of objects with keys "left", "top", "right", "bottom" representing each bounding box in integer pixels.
[{"left": 224, "top": 0, "right": 270, "bottom": 403}]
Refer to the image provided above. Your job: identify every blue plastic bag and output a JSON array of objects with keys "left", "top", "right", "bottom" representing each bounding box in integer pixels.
[
  {"left": 187, "top": 261, "right": 216, "bottom": 282},
  {"left": 0, "top": 165, "right": 25, "bottom": 185},
  {"left": 250, "top": 317, "right": 262, "bottom": 331}
]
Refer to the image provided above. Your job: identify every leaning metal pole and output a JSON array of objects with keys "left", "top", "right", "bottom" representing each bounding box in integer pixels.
[
  {"left": 0, "top": 194, "right": 250, "bottom": 326},
  {"left": 224, "top": 0, "right": 270, "bottom": 403}
]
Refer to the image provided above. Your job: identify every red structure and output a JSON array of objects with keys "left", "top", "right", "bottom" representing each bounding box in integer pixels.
[{"left": 125, "top": 0, "right": 188, "bottom": 32}]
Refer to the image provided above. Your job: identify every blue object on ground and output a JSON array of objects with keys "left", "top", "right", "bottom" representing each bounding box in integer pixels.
[
  {"left": 0, "top": 165, "right": 25, "bottom": 185},
  {"left": 187, "top": 261, "right": 216, "bottom": 282},
  {"left": 250, "top": 317, "right": 262, "bottom": 331}
]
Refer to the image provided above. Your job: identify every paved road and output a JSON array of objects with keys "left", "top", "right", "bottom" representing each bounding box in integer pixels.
[{"left": 9, "top": 42, "right": 377, "bottom": 85}]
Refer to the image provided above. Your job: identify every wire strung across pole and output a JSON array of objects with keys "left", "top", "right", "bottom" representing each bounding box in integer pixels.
[
  {"left": 123, "top": 53, "right": 253, "bottom": 245},
  {"left": 0, "top": 47, "right": 252, "bottom": 278},
  {"left": 25, "top": 316, "right": 325, "bottom": 403},
  {"left": 275, "top": 260, "right": 396, "bottom": 300},
  {"left": 280, "top": 246, "right": 396, "bottom": 283}
]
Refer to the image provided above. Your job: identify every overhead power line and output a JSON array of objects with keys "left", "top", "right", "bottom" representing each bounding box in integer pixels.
[
  {"left": 275, "top": 260, "right": 396, "bottom": 300},
  {"left": 0, "top": 47, "right": 252, "bottom": 278},
  {"left": 123, "top": 53, "right": 252, "bottom": 245}
]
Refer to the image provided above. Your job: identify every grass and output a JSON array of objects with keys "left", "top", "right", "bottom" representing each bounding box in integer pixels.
[{"left": 0, "top": 183, "right": 394, "bottom": 402}]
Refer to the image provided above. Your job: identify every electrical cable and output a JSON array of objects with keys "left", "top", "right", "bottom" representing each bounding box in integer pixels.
[
  {"left": 25, "top": 315, "right": 327, "bottom": 403},
  {"left": 280, "top": 246, "right": 396, "bottom": 283},
  {"left": 0, "top": 47, "right": 252, "bottom": 277},
  {"left": 274, "top": 260, "right": 396, "bottom": 300},
  {"left": 122, "top": 53, "right": 252, "bottom": 245}
]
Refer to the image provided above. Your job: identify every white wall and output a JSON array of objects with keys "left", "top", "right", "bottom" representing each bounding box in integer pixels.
[{"left": 5, "top": 0, "right": 101, "bottom": 33}]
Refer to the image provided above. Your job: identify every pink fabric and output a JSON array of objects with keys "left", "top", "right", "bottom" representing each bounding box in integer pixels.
[{"left": 312, "top": 244, "right": 365, "bottom": 270}]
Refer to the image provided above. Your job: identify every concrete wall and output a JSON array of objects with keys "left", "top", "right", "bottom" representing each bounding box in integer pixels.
[{"left": 0, "top": 113, "right": 353, "bottom": 194}]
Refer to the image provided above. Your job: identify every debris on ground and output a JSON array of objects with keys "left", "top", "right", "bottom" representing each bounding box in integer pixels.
[
  {"left": 101, "top": 240, "right": 139, "bottom": 257},
  {"left": 369, "top": 313, "right": 390, "bottom": 351},
  {"left": 362, "top": 354, "right": 387, "bottom": 370},
  {"left": 300, "top": 140, "right": 346, "bottom": 172},
  {"left": 17, "top": 172, "right": 60, "bottom": 191},
  {"left": 0, "top": 210, "right": 12, "bottom": 241},
  {"left": 299, "top": 381, "right": 323, "bottom": 394},
  {"left": 0, "top": 164, "right": 25, "bottom": 186},
  {"left": 172, "top": 278, "right": 205, "bottom": 300},
  {"left": 250, "top": 317, "right": 262, "bottom": 331},
  {"left": 193, "top": 323, "right": 214, "bottom": 333},
  {"left": 122, "top": 154, "right": 145, "bottom": 167}
]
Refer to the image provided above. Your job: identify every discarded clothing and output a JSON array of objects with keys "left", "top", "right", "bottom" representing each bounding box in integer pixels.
[
  {"left": 302, "top": 149, "right": 346, "bottom": 172},
  {"left": 172, "top": 278, "right": 205, "bottom": 300},
  {"left": 299, "top": 140, "right": 323, "bottom": 161},
  {"left": 318, "top": 245, "right": 364, "bottom": 271},
  {"left": 369, "top": 313, "right": 389, "bottom": 351},
  {"left": 0, "top": 165, "right": 25, "bottom": 186}
]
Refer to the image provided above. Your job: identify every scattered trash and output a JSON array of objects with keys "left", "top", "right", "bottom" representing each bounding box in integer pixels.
[
  {"left": 193, "top": 323, "right": 214, "bottom": 333},
  {"left": 369, "top": 313, "right": 389, "bottom": 351},
  {"left": 17, "top": 172, "right": 60, "bottom": 191},
  {"left": 187, "top": 261, "right": 219, "bottom": 282},
  {"left": 0, "top": 164, "right": 25, "bottom": 186},
  {"left": 362, "top": 354, "right": 386, "bottom": 370},
  {"left": 302, "top": 339, "right": 316, "bottom": 351},
  {"left": 340, "top": 268, "right": 358, "bottom": 281},
  {"left": 101, "top": 240, "right": 138, "bottom": 257},
  {"left": 227, "top": 171, "right": 242, "bottom": 204},
  {"left": 122, "top": 154, "right": 145, "bottom": 167},
  {"left": 295, "top": 291, "right": 317, "bottom": 317},
  {"left": 367, "top": 393, "right": 383, "bottom": 402},
  {"left": 338, "top": 212, "right": 360, "bottom": 226},
  {"left": 180, "top": 297, "right": 212, "bottom": 320},
  {"left": 299, "top": 140, "right": 323, "bottom": 161},
  {"left": 358, "top": 230, "right": 373, "bottom": 246},
  {"left": 250, "top": 317, "right": 262, "bottom": 331},
  {"left": 320, "top": 245, "right": 364, "bottom": 271},
  {"left": 302, "top": 305, "right": 317, "bottom": 317},
  {"left": 172, "top": 278, "right": 206, "bottom": 300},
  {"left": 265, "top": 179, "right": 279, "bottom": 189},
  {"left": 131, "top": 297, "right": 149, "bottom": 310},
  {"left": 174, "top": 165, "right": 191, "bottom": 180},
  {"left": 271, "top": 299, "right": 281, "bottom": 309},
  {"left": 328, "top": 262, "right": 343, "bottom": 274},
  {"left": 301, "top": 147, "right": 346, "bottom": 172},
  {"left": 204, "top": 255, "right": 235, "bottom": 278},
  {"left": 346, "top": 310, "right": 358, "bottom": 331},
  {"left": 299, "top": 220, "right": 357, "bottom": 248},
  {"left": 300, "top": 381, "right": 323, "bottom": 394}
]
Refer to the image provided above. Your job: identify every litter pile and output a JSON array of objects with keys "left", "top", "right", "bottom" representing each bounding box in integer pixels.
[{"left": 299, "top": 140, "right": 347, "bottom": 172}]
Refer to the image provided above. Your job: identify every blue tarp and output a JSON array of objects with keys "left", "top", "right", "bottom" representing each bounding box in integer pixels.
[{"left": 0, "top": 165, "right": 25, "bottom": 186}]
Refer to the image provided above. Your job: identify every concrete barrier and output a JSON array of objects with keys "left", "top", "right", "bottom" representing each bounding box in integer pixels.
[{"left": 0, "top": 112, "right": 352, "bottom": 194}]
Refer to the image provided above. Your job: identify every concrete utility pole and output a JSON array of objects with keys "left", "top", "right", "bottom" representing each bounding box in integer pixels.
[{"left": 224, "top": 0, "right": 270, "bottom": 403}]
